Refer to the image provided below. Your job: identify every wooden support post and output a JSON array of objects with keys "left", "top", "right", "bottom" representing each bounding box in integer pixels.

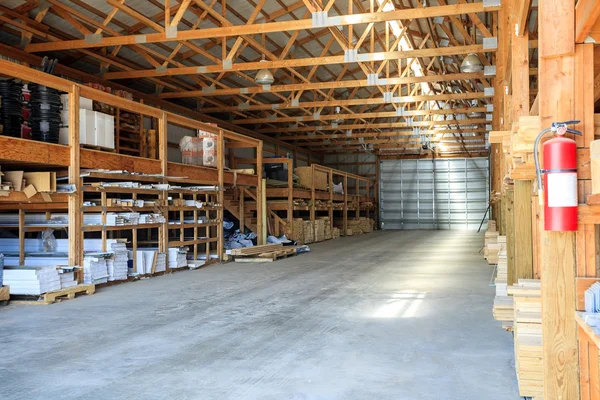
[
  {"left": 539, "top": 0, "right": 579, "bottom": 397},
  {"left": 287, "top": 159, "right": 293, "bottom": 227},
  {"left": 514, "top": 180, "right": 533, "bottom": 280},
  {"left": 311, "top": 164, "right": 316, "bottom": 239},
  {"left": 158, "top": 112, "right": 168, "bottom": 255},
  {"left": 343, "top": 174, "right": 348, "bottom": 235},
  {"left": 217, "top": 130, "right": 224, "bottom": 261},
  {"left": 256, "top": 142, "right": 264, "bottom": 245},
  {"left": 504, "top": 188, "right": 515, "bottom": 285},
  {"left": 329, "top": 169, "right": 333, "bottom": 231},
  {"left": 68, "top": 85, "right": 82, "bottom": 269},
  {"left": 239, "top": 187, "right": 245, "bottom": 233}
]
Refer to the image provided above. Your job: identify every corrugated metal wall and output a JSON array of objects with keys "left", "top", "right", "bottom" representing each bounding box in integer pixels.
[{"left": 379, "top": 158, "right": 489, "bottom": 230}]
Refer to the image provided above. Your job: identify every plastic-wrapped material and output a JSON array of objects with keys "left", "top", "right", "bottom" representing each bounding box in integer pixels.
[
  {"left": 40, "top": 229, "right": 57, "bottom": 253},
  {"left": 333, "top": 182, "right": 344, "bottom": 194},
  {"left": 198, "top": 130, "right": 217, "bottom": 167},
  {"left": 179, "top": 136, "right": 203, "bottom": 166}
]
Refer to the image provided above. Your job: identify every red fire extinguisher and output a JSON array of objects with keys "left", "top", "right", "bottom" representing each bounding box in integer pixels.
[{"left": 534, "top": 121, "right": 581, "bottom": 231}]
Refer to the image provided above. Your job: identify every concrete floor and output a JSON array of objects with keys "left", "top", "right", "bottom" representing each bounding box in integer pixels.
[{"left": 0, "top": 230, "right": 519, "bottom": 400}]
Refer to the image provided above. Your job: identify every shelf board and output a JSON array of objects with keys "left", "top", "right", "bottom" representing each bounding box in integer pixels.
[
  {"left": 576, "top": 311, "right": 600, "bottom": 349},
  {"left": 82, "top": 223, "right": 162, "bottom": 232},
  {"left": 168, "top": 237, "right": 217, "bottom": 247},
  {"left": 168, "top": 206, "right": 220, "bottom": 211},
  {"left": 168, "top": 222, "right": 219, "bottom": 229},
  {"left": 83, "top": 186, "right": 161, "bottom": 194},
  {"left": 83, "top": 206, "right": 159, "bottom": 212}
]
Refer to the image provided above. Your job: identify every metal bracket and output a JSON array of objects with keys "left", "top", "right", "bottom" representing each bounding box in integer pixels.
[
  {"left": 291, "top": 99, "right": 299, "bottom": 107},
  {"left": 313, "top": 112, "right": 321, "bottom": 120},
  {"left": 155, "top": 65, "right": 167, "bottom": 74},
  {"left": 202, "top": 86, "right": 216, "bottom": 94},
  {"left": 135, "top": 35, "right": 147, "bottom": 44},
  {"left": 482, "top": 37, "right": 498, "bottom": 50},
  {"left": 484, "top": 65, "right": 496, "bottom": 76},
  {"left": 165, "top": 26, "right": 178, "bottom": 39},
  {"left": 311, "top": 11, "right": 328, "bottom": 28},
  {"left": 262, "top": 84, "right": 271, "bottom": 91},
  {"left": 197, "top": 66, "right": 207, "bottom": 73},
  {"left": 367, "top": 74, "right": 378, "bottom": 85},
  {"left": 344, "top": 49, "right": 358, "bottom": 63},
  {"left": 222, "top": 60, "right": 232, "bottom": 70},
  {"left": 484, "top": 87, "right": 495, "bottom": 96},
  {"left": 238, "top": 103, "right": 250, "bottom": 110},
  {"left": 84, "top": 34, "right": 103, "bottom": 44}
]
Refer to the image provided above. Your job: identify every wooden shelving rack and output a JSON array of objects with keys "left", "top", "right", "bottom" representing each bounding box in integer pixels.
[
  {"left": 226, "top": 157, "right": 376, "bottom": 240},
  {"left": 0, "top": 58, "right": 263, "bottom": 289}
]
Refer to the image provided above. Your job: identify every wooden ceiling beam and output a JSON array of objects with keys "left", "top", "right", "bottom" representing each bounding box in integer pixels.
[
  {"left": 279, "top": 128, "right": 488, "bottom": 141},
  {"left": 25, "top": 3, "right": 499, "bottom": 52},
  {"left": 201, "top": 92, "right": 488, "bottom": 112},
  {"left": 234, "top": 107, "right": 487, "bottom": 125},
  {"left": 258, "top": 118, "right": 488, "bottom": 133},
  {"left": 104, "top": 44, "right": 494, "bottom": 79}
]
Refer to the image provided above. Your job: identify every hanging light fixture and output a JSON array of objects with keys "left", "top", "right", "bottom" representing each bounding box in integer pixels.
[
  {"left": 333, "top": 106, "right": 343, "bottom": 123},
  {"left": 460, "top": 53, "right": 483, "bottom": 73},
  {"left": 255, "top": 55, "right": 274, "bottom": 85},
  {"left": 467, "top": 99, "right": 483, "bottom": 118}
]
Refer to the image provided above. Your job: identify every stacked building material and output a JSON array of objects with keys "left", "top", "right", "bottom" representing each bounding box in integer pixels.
[
  {"left": 83, "top": 255, "right": 108, "bottom": 285},
  {"left": 108, "top": 242, "right": 128, "bottom": 281},
  {"left": 332, "top": 227, "right": 340, "bottom": 239},
  {"left": 303, "top": 221, "right": 314, "bottom": 244},
  {"left": 510, "top": 280, "right": 542, "bottom": 398},
  {"left": 314, "top": 218, "right": 326, "bottom": 242},
  {"left": 168, "top": 248, "right": 187, "bottom": 269},
  {"left": 492, "top": 237, "right": 512, "bottom": 327},
  {"left": 291, "top": 218, "right": 304, "bottom": 243},
  {"left": 3, "top": 266, "right": 61, "bottom": 295},
  {"left": 59, "top": 271, "right": 78, "bottom": 289}
]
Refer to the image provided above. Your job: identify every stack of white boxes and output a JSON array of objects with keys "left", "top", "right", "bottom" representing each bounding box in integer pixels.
[
  {"left": 108, "top": 242, "right": 128, "bottom": 281},
  {"left": 60, "top": 95, "right": 115, "bottom": 149}
]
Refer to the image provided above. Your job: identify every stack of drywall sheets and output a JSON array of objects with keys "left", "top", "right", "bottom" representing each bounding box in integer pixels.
[
  {"left": 107, "top": 242, "right": 128, "bottom": 281},
  {"left": 3, "top": 266, "right": 61, "bottom": 295},
  {"left": 168, "top": 248, "right": 187, "bottom": 269},
  {"left": 510, "top": 279, "right": 543, "bottom": 398},
  {"left": 59, "top": 271, "right": 78, "bottom": 289},
  {"left": 83, "top": 255, "right": 108, "bottom": 285}
]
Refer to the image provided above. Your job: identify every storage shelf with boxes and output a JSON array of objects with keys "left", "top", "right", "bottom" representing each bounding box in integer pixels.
[{"left": 0, "top": 57, "right": 263, "bottom": 304}]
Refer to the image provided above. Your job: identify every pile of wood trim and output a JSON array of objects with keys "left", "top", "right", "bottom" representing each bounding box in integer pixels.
[
  {"left": 510, "top": 279, "right": 542, "bottom": 398},
  {"left": 229, "top": 243, "right": 282, "bottom": 256}
]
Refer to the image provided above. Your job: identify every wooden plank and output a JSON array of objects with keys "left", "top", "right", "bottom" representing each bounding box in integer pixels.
[
  {"left": 505, "top": 188, "right": 515, "bottom": 285},
  {"left": 68, "top": 85, "right": 82, "bottom": 268},
  {"left": 514, "top": 180, "right": 533, "bottom": 280}
]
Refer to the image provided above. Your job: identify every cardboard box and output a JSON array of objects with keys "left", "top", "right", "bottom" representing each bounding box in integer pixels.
[
  {"left": 295, "top": 166, "right": 328, "bottom": 191},
  {"left": 4, "top": 171, "right": 24, "bottom": 191},
  {"left": 23, "top": 172, "right": 56, "bottom": 192}
]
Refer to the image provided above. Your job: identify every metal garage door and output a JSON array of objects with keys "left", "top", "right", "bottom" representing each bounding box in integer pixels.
[{"left": 379, "top": 158, "right": 489, "bottom": 230}]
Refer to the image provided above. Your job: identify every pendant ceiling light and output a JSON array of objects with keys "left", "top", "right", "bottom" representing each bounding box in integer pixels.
[
  {"left": 255, "top": 55, "right": 274, "bottom": 85},
  {"left": 460, "top": 53, "right": 483, "bottom": 73},
  {"left": 467, "top": 99, "right": 483, "bottom": 118}
]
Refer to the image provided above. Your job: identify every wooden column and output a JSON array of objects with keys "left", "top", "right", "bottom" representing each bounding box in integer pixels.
[
  {"left": 539, "top": 0, "right": 579, "bottom": 397},
  {"left": 504, "top": 187, "right": 515, "bottom": 285},
  {"left": 217, "top": 130, "right": 224, "bottom": 260},
  {"left": 158, "top": 112, "right": 168, "bottom": 254},
  {"left": 68, "top": 85, "right": 82, "bottom": 268},
  {"left": 256, "top": 141, "right": 264, "bottom": 245}
]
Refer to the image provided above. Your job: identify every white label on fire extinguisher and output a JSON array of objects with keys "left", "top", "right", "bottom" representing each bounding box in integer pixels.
[{"left": 547, "top": 172, "right": 578, "bottom": 207}]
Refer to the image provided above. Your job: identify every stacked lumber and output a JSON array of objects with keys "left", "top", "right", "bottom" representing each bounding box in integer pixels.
[
  {"left": 509, "top": 280, "right": 543, "bottom": 398},
  {"left": 492, "top": 239, "right": 512, "bottom": 327},
  {"left": 229, "top": 243, "right": 283, "bottom": 256},
  {"left": 483, "top": 220, "right": 498, "bottom": 261}
]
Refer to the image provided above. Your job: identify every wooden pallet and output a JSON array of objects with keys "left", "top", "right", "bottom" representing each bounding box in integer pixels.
[
  {"left": 0, "top": 286, "right": 9, "bottom": 305},
  {"left": 234, "top": 247, "right": 297, "bottom": 263},
  {"left": 10, "top": 284, "right": 95, "bottom": 305}
]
